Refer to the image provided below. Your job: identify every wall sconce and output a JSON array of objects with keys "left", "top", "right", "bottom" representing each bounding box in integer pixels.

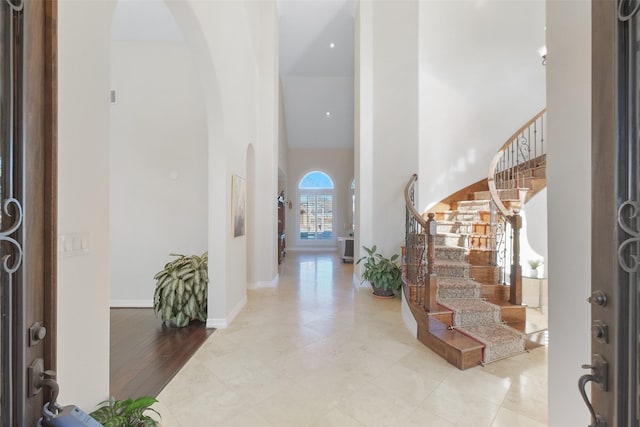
[{"left": 537, "top": 45, "right": 547, "bottom": 66}]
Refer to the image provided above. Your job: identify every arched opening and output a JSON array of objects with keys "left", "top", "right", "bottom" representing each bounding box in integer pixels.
[
  {"left": 109, "top": 0, "right": 208, "bottom": 307},
  {"left": 297, "top": 170, "right": 335, "bottom": 243}
]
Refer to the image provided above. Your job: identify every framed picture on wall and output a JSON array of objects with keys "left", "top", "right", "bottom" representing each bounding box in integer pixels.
[{"left": 232, "top": 174, "right": 246, "bottom": 237}]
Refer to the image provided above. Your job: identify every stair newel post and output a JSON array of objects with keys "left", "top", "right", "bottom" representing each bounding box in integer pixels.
[
  {"left": 509, "top": 212, "right": 523, "bottom": 305},
  {"left": 425, "top": 213, "right": 438, "bottom": 312}
]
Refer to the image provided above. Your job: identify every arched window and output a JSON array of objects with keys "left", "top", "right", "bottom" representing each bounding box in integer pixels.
[{"left": 298, "top": 171, "right": 334, "bottom": 241}]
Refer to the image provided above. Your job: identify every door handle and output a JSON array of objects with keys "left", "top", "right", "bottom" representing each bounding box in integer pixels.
[{"left": 579, "top": 354, "right": 608, "bottom": 427}]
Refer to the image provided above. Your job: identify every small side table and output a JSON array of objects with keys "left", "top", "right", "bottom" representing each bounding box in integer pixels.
[{"left": 523, "top": 275, "right": 547, "bottom": 313}]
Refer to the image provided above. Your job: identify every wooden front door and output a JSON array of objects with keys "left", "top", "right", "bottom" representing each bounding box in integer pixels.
[
  {"left": 0, "top": 0, "right": 57, "bottom": 425},
  {"left": 589, "top": 1, "right": 640, "bottom": 425}
]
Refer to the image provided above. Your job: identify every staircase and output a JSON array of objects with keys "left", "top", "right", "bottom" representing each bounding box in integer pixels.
[
  {"left": 433, "top": 193, "right": 526, "bottom": 366},
  {"left": 402, "top": 109, "right": 547, "bottom": 370}
]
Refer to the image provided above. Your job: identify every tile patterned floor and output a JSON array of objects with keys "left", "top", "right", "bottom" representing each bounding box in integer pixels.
[{"left": 154, "top": 252, "right": 548, "bottom": 426}]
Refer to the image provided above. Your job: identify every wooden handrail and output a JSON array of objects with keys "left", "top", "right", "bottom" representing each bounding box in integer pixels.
[
  {"left": 495, "top": 108, "right": 546, "bottom": 154},
  {"left": 488, "top": 108, "right": 546, "bottom": 218},
  {"left": 404, "top": 174, "right": 428, "bottom": 229}
]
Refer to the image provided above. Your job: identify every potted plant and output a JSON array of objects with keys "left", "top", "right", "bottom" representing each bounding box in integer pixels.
[
  {"left": 356, "top": 245, "right": 402, "bottom": 297},
  {"left": 90, "top": 396, "right": 160, "bottom": 427},
  {"left": 528, "top": 258, "right": 543, "bottom": 278},
  {"left": 153, "top": 252, "right": 208, "bottom": 327}
]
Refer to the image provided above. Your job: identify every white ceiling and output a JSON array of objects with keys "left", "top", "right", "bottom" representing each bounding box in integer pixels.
[
  {"left": 278, "top": 0, "right": 356, "bottom": 149},
  {"left": 111, "top": 0, "right": 356, "bottom": 150}
]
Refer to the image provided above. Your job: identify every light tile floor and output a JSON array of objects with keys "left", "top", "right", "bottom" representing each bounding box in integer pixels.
[{"left": 155, "top": 252, "right": 548, "bottom": 426}]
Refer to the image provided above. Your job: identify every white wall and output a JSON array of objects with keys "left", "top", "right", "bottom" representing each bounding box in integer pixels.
[
  {"left": 279, "top": 80, "right": 289, "bottom": 179},
  {"left": 57, "top": 0, "right": 280, "bottom": 408},
  {"left": 177, "top": 0, "right": 279, "bottom": 327},
  {"left": 354, "top": 0, "right": 372, "bottom": 273},
  {"left": 109, "top": 40, "right": 208, "bottom": 306},
  {"left": 418, "top": 0, "right": 546, "bottom": 211},
  {"left": 286, "top": 148, "right": 354, "bottom": 250},
  {"left": 253, "top": 0, "right": 280, "bottom": 287},
  {"left": 522, "top": 188, "right": 548, "bottom": 277},
  {"left": 546, "top": 2, "right": 591, "bottom": 425},
  {"left": 58, "top": 0, "right": 114, "bottom": 409},
  {"left": 356, "top": 0, "right": 420, "bottom": 267}
]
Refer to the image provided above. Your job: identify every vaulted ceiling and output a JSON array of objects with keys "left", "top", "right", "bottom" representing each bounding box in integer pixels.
[{"left": 277, "top": 0, "right": 356, "bottom": 149}]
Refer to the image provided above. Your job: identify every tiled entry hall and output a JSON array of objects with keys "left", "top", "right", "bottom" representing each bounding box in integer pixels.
[{"left": 154, "top": 252, "right": 548, "bottom": 426}]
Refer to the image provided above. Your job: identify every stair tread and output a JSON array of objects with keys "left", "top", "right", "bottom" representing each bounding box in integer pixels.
[
  {"left": 437, "top": 231, "right": 470, "bottom": 237},
  {"left": 435, "top": 245, "right": 468, "bottom": 251},
  {"left": 427, "top": 317, "right": 485, "bottom": 351},
  {"left": 434, "top": 259, "right": 470, "bottom": 267},
  {"left": 437, "top": 219, "right": 475, "bottom": 225},
  {"left": 440, "top": 210, "right": 491, "bottom": 214}
]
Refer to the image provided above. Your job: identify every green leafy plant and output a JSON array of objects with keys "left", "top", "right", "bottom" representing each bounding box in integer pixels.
[
  {"left": 90, "top": 396, "right": 160, "bottom": 427},
  {"left": 356, "top": 245, "right": 402, "bottom": 296},
  {"left": 153, "top": 252, "right": 208, "bottom": 327},
  {"left": 528, "top": 259, "right": 543, "bottom": 270}
]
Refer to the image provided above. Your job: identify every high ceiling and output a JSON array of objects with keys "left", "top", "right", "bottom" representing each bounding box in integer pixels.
[
  {"left": 112, "top": 0, "right": 356, "bottom": 150},
  {"left": 277, "top": 0, "right": 356, "bottom": 149}
]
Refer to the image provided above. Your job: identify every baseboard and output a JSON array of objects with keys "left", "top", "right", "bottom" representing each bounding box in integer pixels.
[
  {"left": 247, "top": 274, "right": 279, "bottom": 290},
  {"left": 206, "top": 294, "right": 247, "bottom": 329},
  {"left": 110, "top": 299, "right": 153, "bottom": 308}
]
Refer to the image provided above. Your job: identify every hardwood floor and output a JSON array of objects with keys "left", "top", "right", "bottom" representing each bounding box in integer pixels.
[{"left": 110, "top": 308, "right": 215, "bottom": 399}]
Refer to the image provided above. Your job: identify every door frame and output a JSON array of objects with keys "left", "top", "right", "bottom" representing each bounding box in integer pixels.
[
  {"left": 590, "top": 0, "right": 638, "bottom": 424},
  {"left": 1, "top": 0, "right": 57, "bottom": 424}
]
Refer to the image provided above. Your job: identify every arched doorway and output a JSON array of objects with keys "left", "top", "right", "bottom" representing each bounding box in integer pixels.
[{"left": 109, "top": 0, "right": 209, "bottom": 307}]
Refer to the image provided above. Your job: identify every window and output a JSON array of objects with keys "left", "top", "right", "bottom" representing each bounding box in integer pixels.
[{"left": 298, "top": 171, "right": 334, "bottom": 240}]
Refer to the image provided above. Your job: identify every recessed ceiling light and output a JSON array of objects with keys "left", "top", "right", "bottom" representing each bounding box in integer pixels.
[
  {"left": 325, "top": 111, "right": 331, "bottom": 117},
  {"left": 329, "top": 42, "right": 335, "bottom": 49}
]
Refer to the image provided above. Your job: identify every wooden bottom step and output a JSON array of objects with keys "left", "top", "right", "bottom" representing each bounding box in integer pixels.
[{"left": 419, "top": 317, "right": 484, "bottom": 370}]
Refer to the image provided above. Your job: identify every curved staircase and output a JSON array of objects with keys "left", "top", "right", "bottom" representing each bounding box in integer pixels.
[{"left": 403, "top": 110, "right": 546, "bottom": 370}]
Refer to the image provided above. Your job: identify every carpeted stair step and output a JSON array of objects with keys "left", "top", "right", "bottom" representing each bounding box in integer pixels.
[
  {"left": 437, "top": 220, "right": 474, "bottom": 235},
  {"left": 457, "top": 323, "right": 526, "bottom": 364},
  {"left": 457, "top": 200, "right": 491, "bottom": 211},
  {"left": 435, "top": 245, "right": 468, "bottom": 262},
  {"left": 434, "top": 260, "right": 471, "bottom": 278},
  {"left": 435, "top": 232, "right": 468, "bottom": 248},
  {"left": 437, "top": 277, "right": 481, "bottom": 299},
  {"left": 437, "top": 210, "right": 480, "bottom": 222},
  {"left": 439, "top": 298, "right": 501, "bottom": 326}
]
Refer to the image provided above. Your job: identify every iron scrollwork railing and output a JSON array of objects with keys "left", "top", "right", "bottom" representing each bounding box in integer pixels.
[
  {"left": 404, "top": 174, "right": 426, "bottom": 286},
  {"left": 487, "top": 109, "right": 546, "bottom": 303},
  {"left": 488, "top": 109, "right": 546, "bottom": 218},
  {"left": 0, "top": 198, "right": 23, "bottom": 274},
  {"left": 403, "top": 174, "right": 438, "bottom": 311}
]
